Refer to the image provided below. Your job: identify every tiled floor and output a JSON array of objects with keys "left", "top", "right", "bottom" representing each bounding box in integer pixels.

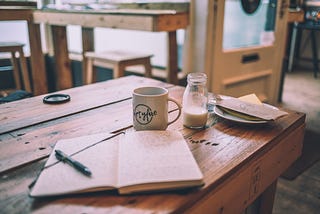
[{"left": 280, "top": 69, "right": 320, "bottom": 133}]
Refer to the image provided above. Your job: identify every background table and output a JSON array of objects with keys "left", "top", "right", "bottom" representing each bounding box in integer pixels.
[
  {"left": 0, "top": 76, "right": 305, "bottom": 213},
  {"left": 33, "top": 8, "right": 189, "bottom": 90}
]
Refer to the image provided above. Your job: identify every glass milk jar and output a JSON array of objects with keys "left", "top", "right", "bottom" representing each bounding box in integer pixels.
[{"left": 182, "top": 72, "right": 208, "bottom": 129}]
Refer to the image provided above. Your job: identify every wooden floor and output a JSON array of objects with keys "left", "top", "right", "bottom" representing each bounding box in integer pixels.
[{"left": 273, "top": 68, "right": 320, "bottom": 214}]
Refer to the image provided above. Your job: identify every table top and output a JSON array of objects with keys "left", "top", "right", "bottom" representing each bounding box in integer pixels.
[
  {"left": 33, "top": 7, "right": 189, "bottom": 32},
  {"left": 38, "top": 1, "right": 189, "bottom": 13},
  {"left": 0, "top": 0, "right": 37, "bottom": 8},
  {"left": 0, "top": 76, "right": 306, "bottom": 213}
]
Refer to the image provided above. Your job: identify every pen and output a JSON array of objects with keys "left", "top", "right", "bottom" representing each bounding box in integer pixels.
[{"left": 55, "top": 149, "right": 92, "bottom": 177}]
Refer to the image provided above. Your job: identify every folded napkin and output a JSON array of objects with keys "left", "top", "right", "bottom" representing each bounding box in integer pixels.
[{"left": 216, "top": 95, "right": 288, "bottom": 121}]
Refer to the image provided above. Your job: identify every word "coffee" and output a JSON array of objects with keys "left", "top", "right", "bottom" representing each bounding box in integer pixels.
[{"left": 134, "top": 104, "right": 157, "bottom": 125}]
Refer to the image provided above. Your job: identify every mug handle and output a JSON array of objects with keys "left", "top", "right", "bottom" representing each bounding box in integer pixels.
[{"left": 167, "top": 97, "right": 182, "bottom": 126}]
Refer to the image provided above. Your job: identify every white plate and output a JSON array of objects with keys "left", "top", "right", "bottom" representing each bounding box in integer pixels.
[{"left": 213, "top": 106, "right": 269, "bottom": 124}]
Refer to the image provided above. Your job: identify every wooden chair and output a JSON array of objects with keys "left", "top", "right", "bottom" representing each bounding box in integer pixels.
[
  {"left": 0, "top": 42, "right": 31, "bottom": 92},
  {"left": 83, "top": 50, "right": 153, "bottom": 84}
]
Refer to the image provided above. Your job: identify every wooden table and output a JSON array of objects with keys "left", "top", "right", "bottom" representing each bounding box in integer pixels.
[
  {"left": 32, "top": 8, "right": 189, "bottom": 90},
  {"left": 0, "top": 76, "right": 305, "bottom": 213},
  {"left": 0, "top": 2, "right": 48, "bottom": 95}
]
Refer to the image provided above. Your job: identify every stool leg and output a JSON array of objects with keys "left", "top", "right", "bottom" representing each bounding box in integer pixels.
[
  {"left": 310, "top": 30, "right": 318, "bottom": 78},
  {"left": 85, "top": 57, "right": 94, "bottom": 84},
  {"left": 114, "top": 63, "right": 125, "bottom": 78},
  {"left": 11, "top": 51, "right": 22, "bottom": 90},
  {"left": 92, "top": 65, "right": 97, "bottom": 83},
  {"left": 144, "top": 59, "right": 152, "bottom": 78},
  {"left": 18, "top": 48, "right": 32, "bottom": 92},
  {"left": 288, "top": 23, "right": 298, "bottom": 72}
]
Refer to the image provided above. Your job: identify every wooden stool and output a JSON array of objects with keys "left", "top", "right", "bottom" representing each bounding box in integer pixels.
[
  {"left": 288, "top": 21, "right": 319, "bottom": 78},
  {"left": 0, "top": 42, "right": 31, "bottom": 92},
  {"left": 84, "top": 50, "right": 153, "bottom": 84}
]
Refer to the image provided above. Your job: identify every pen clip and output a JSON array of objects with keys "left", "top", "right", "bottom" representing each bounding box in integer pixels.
[{"left": 55, "top": 150, "right": 67, "bottom": 162}]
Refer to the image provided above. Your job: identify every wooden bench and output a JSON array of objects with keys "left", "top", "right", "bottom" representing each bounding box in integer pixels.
[
  {"left": 0, "top": 42, "right": 31, "bottom": 93},
  {"left": 83, "top": 50, "right": 153, "bottom": 84}
]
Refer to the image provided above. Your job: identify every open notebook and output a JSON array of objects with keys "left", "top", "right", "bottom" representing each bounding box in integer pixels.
[{"left": 29, "top": 130, "right": 204, "bottom": 197}]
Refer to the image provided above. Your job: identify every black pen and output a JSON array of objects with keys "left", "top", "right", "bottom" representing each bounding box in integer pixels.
[{"left": 55, "top": 149, "right": 92, "bottom": 177}]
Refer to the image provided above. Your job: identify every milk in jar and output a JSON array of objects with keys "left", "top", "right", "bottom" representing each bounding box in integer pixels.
[{"left": 182, "top": 73, "right": 208, "bottom": 129}]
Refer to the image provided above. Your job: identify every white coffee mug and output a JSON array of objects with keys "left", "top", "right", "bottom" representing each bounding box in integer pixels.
[{"left": 132, "top": 86, "right": 182, "bottom": 130}]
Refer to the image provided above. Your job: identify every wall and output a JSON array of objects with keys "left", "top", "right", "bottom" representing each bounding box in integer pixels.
[
  {"left": 183, "top": 0, "right": 209, "bottom": 74},
  {"left": 0, "top": 21, "right": 31, "bottom": 55}
]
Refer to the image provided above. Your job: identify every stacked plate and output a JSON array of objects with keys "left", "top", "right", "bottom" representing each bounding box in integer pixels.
[{"left": 213, "top": 105, "right": 275, "bottom": 124}]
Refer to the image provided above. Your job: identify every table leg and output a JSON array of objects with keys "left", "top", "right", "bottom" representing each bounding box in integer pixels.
[
  {"left": 17, "top": 46, "right": 31, "bottom": 92},
  {"left": 167, "top": 31, "right": 179, "bottom": 84},
  {"left": 82, "top": 27, "right": 94, "bottom": 85},
  {"left": 310, "top": 30, "right": 318, "bottom": 78},
  {"left": 27, "top": 22, "right": 48, "bottom": 95},
  {"left": 51, "top": 25, "right": 73, "bottom": 90},
  {"left": 258, "top": 179, "right": 278, "bottom": 214},
  {"left": 11, "top": 52, "right": 22, "bottom": 90}
]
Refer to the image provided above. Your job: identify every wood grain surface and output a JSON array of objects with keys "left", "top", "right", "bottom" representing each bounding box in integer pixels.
[{"left": 0, "top": 76, "right": 306, "bottom": 214}]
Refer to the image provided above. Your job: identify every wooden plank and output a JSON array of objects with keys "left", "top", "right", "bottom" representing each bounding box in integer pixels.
[
  {"left": 33, "top": 11, "right": 189, "bottom": 32},
  {"left": 0, "top": 1, "right": 37, "bottom": 7},
  {"left": 33, "top": 11, "right": 155, "bottom": 31},
  {"left": 0, "top": 9, "right": 33, "bottom": 21},
  {"left": 0, "top": 76, "right": 172, "bottom": 134},
  {"left": 155, "top": 13, "right": 189, "bottom": 31},
  {"left": 115, "top": 3, "right": 189, "bottom": 12}
]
